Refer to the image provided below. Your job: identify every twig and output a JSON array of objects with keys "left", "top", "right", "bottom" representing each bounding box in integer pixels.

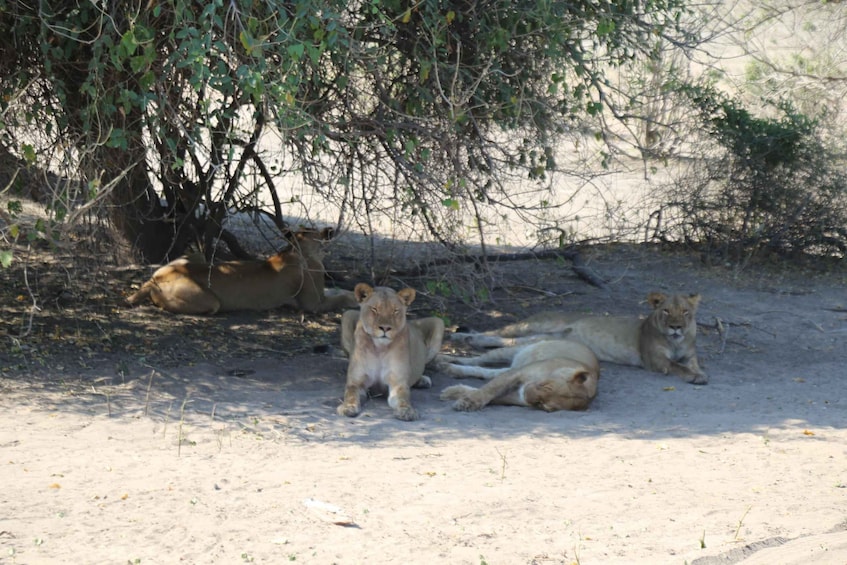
[
  {"left": 163, "top": 401, "right": 172, "bottom": 438},
  {"left": 392, "top": 248, "right": 609, "bottom": 289},
  {"left": 734, "top": 505, "right": 752, "bottom": 540},
  {"left": 178, "top": 395, "right": 192, "bottom": 458},
  {"left": 19, "top": 257, "right": 40, "bottom": 338},
  {"left": 505, "top": 285, "right": 572, "bottom": 298},
  {"left": 495, "top": 447, "right": 508, "bottom": 482},
  {"left": 144, "top": 370, "right": 155, "bottom": 416},
  {"left": 716, "top": 316, "right": 729, "bottom": 355}
]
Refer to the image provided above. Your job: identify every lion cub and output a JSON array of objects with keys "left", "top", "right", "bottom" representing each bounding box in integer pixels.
[
  {"left": 127, "top": 227, "right": 357, "bottom": 315},
  {"left": 337, "top": 283, "right": 445, "bottom": 421},
  {"left": 439, "top": 339, "right": 599, "bottom": 412},
  {"left": 453, "top": 292, "right": 707, "bottom": 384}
]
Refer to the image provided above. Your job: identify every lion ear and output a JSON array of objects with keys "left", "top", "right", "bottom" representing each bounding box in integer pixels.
[
  {"left": 646, "top": 292, "right": 666, "bottom": 309},
  {"left": 354, "top": 283, "right": 374, "bottom": 303},
  {"left": 570, "top": 371, "right": 590, "bottom": 385},
  {"left": 397, "top": 287, "right": 416, "bottom": 306},
  {"left": 687, "top": 293, "right": 702, "bottom": 308},
  {"left": 320, "top": 227, "right": 335, "bottom": 241}
]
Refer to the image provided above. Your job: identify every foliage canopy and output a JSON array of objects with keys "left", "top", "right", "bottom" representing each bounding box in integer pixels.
[{"left": 0, "top": 0, "right": 690, "bottom": 262}]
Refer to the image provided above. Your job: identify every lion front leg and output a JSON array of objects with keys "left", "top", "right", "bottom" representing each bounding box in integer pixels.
[
  {"left": 668, "top": 358, "right": 708, "bottom": 385},
  {"left": 337, "top": 367, "right": 368, "bottom": 417},
  {"left": 440, "top": 369, "right": 523, "bottom": 411},
  {"left": 386, "top": 373, "right": 419, "bottom": 421},
  {"left": 439, "top": 345, "right": 523, "bottom": 370},
  {"left": 452, "top": 332, "right": 549, "bottom": 349},
  {"left": 645, "top": 352, "right": 709, "bottom": 385},
  {"left": 440, "top": 384, "right": 488, "bottom": 411},
  {"left": 450, "top": 332, "right": 513, "bottom": 348},
  {"left": 441, "top": 362, "right": 509, "bottom": 380},
  {"left": 337, "top": 384, "right": 366, "bottom": 417},
  {"left": 440, "top": 384, "right": 485, "bottom": 411}
]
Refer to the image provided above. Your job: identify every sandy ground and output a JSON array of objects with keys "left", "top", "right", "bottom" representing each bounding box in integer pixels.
[{"left": 1, "top": 246, "right": 846, "bottom": 565}]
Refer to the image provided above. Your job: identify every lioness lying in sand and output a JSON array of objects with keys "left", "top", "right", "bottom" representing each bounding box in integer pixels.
[
  {"left": 126, "top": 227, "right": 357, "bottom": 315},
  {"left": 439, "top": 339, "right": 599, "bottom": 412},
  {"left": 453, "top": 292, "right": 707, "bottom": 384},
  {"left": 337, "top": 283, "right": 444, "bottom": 421}
]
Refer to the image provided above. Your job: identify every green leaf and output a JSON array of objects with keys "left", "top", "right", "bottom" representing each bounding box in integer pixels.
[
  {"left": 120, "top": 29, "right": 138, "bottom": 57},
  {"left": 239, "top": 30, "right": 255, "bottom": 55},
  {"left": 0, "top": 250, "right": 12, "bottom": 269},
  {"left": 419, "top": 60, "right": 432, "bottom": 82},
  {"left": 441, "top": 198, "right": 460, "bottom": 211},
  {"left": 21, "top": 144, "right": 36, "bottom": 165},
  {"left": 287, "top": 44, "right": 305, "bottom": 60},
  {"left": 596, "top": 19, "right": 616, "bottom": 37}
]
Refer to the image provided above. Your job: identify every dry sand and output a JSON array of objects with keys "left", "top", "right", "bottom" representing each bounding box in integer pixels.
[{"left": 1, "top": 246, "right": 846, "bottom": 564}]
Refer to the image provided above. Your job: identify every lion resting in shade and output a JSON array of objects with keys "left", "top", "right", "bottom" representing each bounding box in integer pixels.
[
  {"left": 337, "top": 283, "right": 445, "bottom": 421},
  {"left": 439, "top": 339, "right": 599, "bottom": 412},
  {"left": 127, "top": 227, "right": 357, "bottom": 315},
  {"left": 452, "top": 292, "right": 707, "bottom": 384}
]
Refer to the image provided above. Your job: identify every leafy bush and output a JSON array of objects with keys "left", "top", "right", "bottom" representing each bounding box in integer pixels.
[
  {"left": 0, "top": 0, "right": 692, "bottom": 263},
  {"left": 657, "top": 85, "right": 847, "bottom": 263}
]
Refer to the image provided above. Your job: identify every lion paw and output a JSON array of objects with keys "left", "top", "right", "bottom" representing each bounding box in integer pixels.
[
  {"left": 688, "top": 372, "right": 709, "bottom": 385},
  {"left": 440, "top": 385, "right": 486, "bottom": 411},
  {"left": 434, "top": 354, "right": 458, "bottom": 371},
  {"left": 413, "top": 375, "right": 432, "bottom": 389},
  {"left": 337, "top": 403, "right": 361, "bottom": 418},
  {"left": 449, "top": 332, "right": 475, "bottom": 343},
  {"left": 393, "top": 405, "right": 420, "bottom": 421},
  {"left": 452, "top": 396, "right": 485, "bottom": 412},
  {"left": 440, "top": 384, "right": 474, "bottom": 401}
]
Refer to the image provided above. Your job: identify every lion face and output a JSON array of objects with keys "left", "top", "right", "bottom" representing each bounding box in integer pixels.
[
  {"left": 354, "top": 283, "right": 416, "bottom": 342},
  {"left": 523, "top": 368, "right": 598, "bottom": 412},
  {"left": 646, "top": 292, "right": 700, "bottom": 342},
  {"left": 283, "top": 227, "right": 334, "bottom": 259}
]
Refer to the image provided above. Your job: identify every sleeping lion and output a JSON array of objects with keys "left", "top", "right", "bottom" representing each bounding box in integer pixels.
[{"left": 439, "top": 339, "right": 599, "bottom": 412}]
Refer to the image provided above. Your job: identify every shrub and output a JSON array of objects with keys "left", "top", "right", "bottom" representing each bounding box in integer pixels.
[{"left": 658, "top": 85, "right": 847, "bottom": 263}]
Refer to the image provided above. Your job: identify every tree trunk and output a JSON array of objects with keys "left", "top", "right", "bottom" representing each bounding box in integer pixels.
[{"left": 91, "top": 144, "right": 196, "bottom": 264}]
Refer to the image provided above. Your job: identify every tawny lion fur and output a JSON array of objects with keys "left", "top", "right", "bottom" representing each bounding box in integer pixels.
[
  {"left": 126, "top": 227, "right": 357, "bottom": 315},
  {"left": 453, "top": 292, "right": 707, "bottom": 384},
  {"left": 337, "top": 283, "right": 445, "bottom": 421},
  {"left": 439, "top": 339, "right": 600, "bottom": 412}
]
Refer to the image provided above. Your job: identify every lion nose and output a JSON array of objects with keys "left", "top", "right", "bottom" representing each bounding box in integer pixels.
[{"left": 379, "top": 325, "right": 391, "bottom": 334}]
